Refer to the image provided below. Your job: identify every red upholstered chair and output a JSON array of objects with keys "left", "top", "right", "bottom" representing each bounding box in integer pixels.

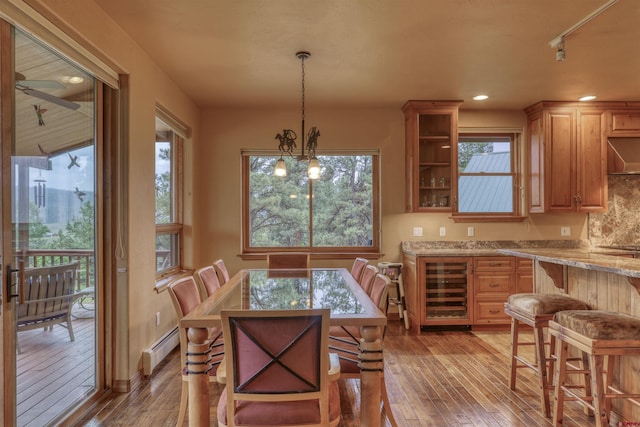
[
  {"left": 217, "top": 309, "right": 341, "bottom": 427},
  {"left": 214, "top": 259, "right": 231, "bottom": 285},
  {"left": 194, "top": 265, "right": 222, "bottom": 300},
  {"left": 350, "top": 257, "right": 369, "bottom": 283},
  {"left": 167, "top": 276, "right": 224, "bottom": 426},
  {"left": 267, "top": 252, "right": 310, "bottom": 270},
  {"left": 329, "top": 273, "right": 397, "bottom": 426},
  {"left": 358, "top": 264, "right": 379, "bottom": 295}
]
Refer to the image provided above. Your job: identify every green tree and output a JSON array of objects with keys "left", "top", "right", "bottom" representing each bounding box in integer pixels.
[
  {"left": 28, "top": 202, "right": 51, "bottom": 247},
  {"left": 458, "top": 142, "right": 494, "bottom": 171},
  {"left": 155, "top": 146, "right": 172, "bottom": 223},
  {"left": 50, "top": 201, "right": 95, "bottom": 249}
]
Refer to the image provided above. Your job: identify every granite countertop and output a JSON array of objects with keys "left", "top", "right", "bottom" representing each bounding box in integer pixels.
[
  {"left": 401, "top": 240, "right": 588, "bottom": 257},
  {"left": 497, "top": 248, "right": 640, "bottom": 278}
]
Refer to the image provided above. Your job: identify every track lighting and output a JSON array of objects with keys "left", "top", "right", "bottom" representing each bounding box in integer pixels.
[{"left": 555, "top": 38, "right": 565, "bottom": 62}]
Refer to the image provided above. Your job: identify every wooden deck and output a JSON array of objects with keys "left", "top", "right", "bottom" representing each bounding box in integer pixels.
[
  {"left": 16, "top": 305, "right": 95, "bottom": 427},
  {"left": 78, "top": 319, "right": 598, "bottom": 427}
]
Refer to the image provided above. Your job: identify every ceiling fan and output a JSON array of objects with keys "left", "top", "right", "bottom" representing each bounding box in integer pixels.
[{"left": 15, "top": 72, "right": 81, "bottom": 110}]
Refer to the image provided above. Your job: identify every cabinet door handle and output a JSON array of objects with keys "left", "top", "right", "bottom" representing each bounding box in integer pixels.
[
  {"left": 488, "top": 262, "right": 502, "bottom": 266},
  {"left": 489, "top": 283, "right": 500, "bottom": 287},
  {"left": 489, "top": 309, "right": 500, "bottom": 314}
]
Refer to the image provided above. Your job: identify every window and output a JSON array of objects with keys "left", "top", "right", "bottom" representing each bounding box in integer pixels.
[
  {"left": 242, "top": 152, "right": 380, "bottom": 256},
  {"left": 155, "top": 116, "right": 183, "bottom": 276},
  {"left": 453, "top": 133, "right": 522, "bottom": 220}
]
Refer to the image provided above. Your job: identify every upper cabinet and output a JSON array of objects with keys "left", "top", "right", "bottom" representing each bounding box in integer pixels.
[
  {"left": 402, "top": 100, "right": 462, "bottom": 212},
  {"left": 525, "top": 102, "right": 607, "bottom": 214}
]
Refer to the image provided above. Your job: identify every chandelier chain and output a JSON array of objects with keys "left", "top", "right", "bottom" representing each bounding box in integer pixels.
[{"left": 301, "top": 55, "right": 306, "bottom": 123}]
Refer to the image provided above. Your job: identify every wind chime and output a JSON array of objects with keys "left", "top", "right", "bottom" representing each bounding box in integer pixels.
[{"left": 34, "top": 172, "right": 46, "bottom": 208}]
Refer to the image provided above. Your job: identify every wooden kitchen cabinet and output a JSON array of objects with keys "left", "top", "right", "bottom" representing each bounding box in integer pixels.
[
  {"left": 473, "top": 256, "right": 514, "bottom": 325},
  {"left": 402, "top": 100, "right": 462, "bottom": 212},
  {"left": 606, "top": 103, "right": 640, "bottom": 135},
  {"left": 515, "top": 258, "right": 533, "bottom": 293},
  {"left": 525, "top": 102, "right": 607, "bottom": 213},
  {"left": 403, "top": 253, "right": 533, "bottom": 332}
]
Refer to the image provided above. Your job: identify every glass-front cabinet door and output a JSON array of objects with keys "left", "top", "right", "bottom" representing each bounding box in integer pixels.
[
  {"left": 402, "top": 100, "right": 462, "bottom": 212},
  {"left": 2, "top": 24, "right": 99, "bottom": 426},
  {"left": 419, "top": 257, "right": 472, "bottom": 326}
]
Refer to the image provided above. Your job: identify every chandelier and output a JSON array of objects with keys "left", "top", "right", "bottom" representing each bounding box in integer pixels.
[{"left": 274, "top": 51, "right": 321, "bottom": 179}]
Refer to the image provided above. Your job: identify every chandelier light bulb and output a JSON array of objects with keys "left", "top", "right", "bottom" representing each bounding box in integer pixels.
[{"left": 274, "top": 158, "right": 287, "bottom": 176}]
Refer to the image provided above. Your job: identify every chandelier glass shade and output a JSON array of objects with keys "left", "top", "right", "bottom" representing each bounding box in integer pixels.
[{"left": 274, "top": 51, "right": 320, "bottom": 179}]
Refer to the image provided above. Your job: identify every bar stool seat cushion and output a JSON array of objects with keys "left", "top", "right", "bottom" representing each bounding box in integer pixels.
[
  {"left": 553, "top": 310, "right": 640, "bottom": 340},
  {"left": 507, "top": 293, "right": 590, "bottom": 315}
]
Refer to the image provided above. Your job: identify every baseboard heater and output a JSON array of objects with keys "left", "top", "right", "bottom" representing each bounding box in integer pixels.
[{"left": 142, "top": 326, "right": 180, "bottom": 376}]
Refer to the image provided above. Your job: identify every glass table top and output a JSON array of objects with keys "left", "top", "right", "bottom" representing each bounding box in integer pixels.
[{"left": 238, "top": 269, "right": 365, "bottom": 314}]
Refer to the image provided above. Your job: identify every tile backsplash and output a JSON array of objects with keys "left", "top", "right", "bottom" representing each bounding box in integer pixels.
[{"left": 589, "top": 175, "right": 640, "bottom": 246}]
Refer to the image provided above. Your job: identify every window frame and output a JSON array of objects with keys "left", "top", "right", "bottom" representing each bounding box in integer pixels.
[
  {"left": 155, "top": 117, "right": 184, "bottom": 278},
  {"left": 451, "top": 131, "right": 525, "bottom": 222},
  {"left": 240, "top": 150, "right": 381, "bottom": 259}
]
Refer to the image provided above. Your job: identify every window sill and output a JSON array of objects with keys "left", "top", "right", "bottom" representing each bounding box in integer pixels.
[
  {"left": 239, "top": 252, "right": 384, "bottom": 261},
  {"left": 154, "top": 269, "right": 194, "bottom": 293},
  {"left": 449, "top": 215, "right": 527, "bottom": 223}
]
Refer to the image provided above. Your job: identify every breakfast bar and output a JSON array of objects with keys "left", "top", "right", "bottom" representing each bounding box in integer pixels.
[{"left": 497, "top": 248, "right": 640, "bottom": 424}]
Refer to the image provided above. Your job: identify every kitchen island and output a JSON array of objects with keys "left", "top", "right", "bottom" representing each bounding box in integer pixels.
[{"left": 497, "top": 247, "right": 640, "bottom": 425}]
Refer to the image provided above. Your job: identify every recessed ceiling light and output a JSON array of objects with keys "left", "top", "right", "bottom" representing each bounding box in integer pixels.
[
  {"left": 473, "top": 95, "right": 489, "bottom": 101},
  {"left": 63, "top": 76, "right": 84, "bottom": 84},
  {"left": 579, "top": 95, "right": 597, "bottom": 101}
]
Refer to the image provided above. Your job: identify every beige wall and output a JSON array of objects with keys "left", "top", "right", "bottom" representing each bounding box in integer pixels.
[
  {"left": 195, "top": 107, "right": 588, "bottom": 275},
  {"left": 0, "top": 0, "right": 201, "bottom": 383},
  {"left": 2, "top": 0, "right": 589, "bottom": 387}
]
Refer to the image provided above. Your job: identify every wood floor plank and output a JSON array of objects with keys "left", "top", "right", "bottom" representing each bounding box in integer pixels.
[{"left": 77, "top": 319, "right": 600, "bottom": 426}]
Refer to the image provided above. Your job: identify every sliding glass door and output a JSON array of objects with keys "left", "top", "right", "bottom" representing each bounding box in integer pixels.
[{"left": 2, "top": 23, "right": 100, "bottom": 426}]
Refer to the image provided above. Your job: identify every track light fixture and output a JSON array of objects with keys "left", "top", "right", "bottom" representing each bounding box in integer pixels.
[
  {"left": 555, "top": 37, "right": 566, "bottom": 62},
  {"left": 548, "top": 0, "right": 619, "bottom": 61}
]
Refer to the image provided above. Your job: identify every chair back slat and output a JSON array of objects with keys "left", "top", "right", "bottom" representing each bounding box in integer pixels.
[
  {"left": 194, "top": 265, "right": 222, "bottom": 300},
  {"left": 350, "top": 257, "right": 368, "bottom": 283},
  {"left": 214, "top": 259, "right": 231, "bottom": 284},
  {"left": 358, "top": 265, "right": 379, "bottom": 295},
  {"left": 267, "top": 253, "right": 310, "bottom": 270}
]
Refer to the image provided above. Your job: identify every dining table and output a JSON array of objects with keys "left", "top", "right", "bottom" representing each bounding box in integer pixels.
[{"left": 180, "top": 267, "right": 389, "bottom": 427}]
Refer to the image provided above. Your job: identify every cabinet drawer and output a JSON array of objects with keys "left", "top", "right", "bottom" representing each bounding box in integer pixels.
[
  {"left": 474, "top": 301, "right": 510, "bottom": 324},
  {"left": 474, "top": 256, "right": 514, "bottom": 271},
  {"left": 475, "top": 273, "right": 513, "bottom": 295},
  {"left": 609, "top": 112, "right": 640, "bottom": 134},
  {"left": 516, "top": 259, "right": 533, "bottom": 270}
]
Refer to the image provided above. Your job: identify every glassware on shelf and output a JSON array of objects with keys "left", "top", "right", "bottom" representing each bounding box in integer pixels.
[
  {"left": 430, "top": 177, "right": 436, "bottom": 187},
  {"left": 439, "top": 177, "right": 447, "bottom": 187}
]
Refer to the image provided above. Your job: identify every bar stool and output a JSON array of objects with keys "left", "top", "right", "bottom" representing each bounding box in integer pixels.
[
  {"left": 550, "top": 310, "right": 640, "bottom": 427},
  {"left": 504, "top": 293, "right": 590, "bottom": 417}
]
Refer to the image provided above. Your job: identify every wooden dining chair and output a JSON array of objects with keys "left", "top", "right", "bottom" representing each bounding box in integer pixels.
[
  {"left": 358, "top": 264, "right": 379, "bottom": 295},
  {"left": 214, "top": 259, "right": 231, "bottom": 284},
  {"left": 194, "top": 265, "right": 222, "bottom": 300},
  {"left": 329, "top": 273, "right": 397, "bottom": 426},
  {"left": 350, "top": 257, "right": 369, "bottom": 283},
  {"left": 167, "top": 276, "right": 224, "bottom": 427},
  {"left": 267, "top": 253, "right": 310, "bottom": 270},
  {"left": 217, "top": 308, "right": 341, "bottom": 427}
]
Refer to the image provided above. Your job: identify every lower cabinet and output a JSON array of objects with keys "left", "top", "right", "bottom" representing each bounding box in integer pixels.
[
  {"left": 473, "top": 256, "right": 514, "bottom": 325},
  {"left": 402, "top": 253, "right": 533, "bottom": 332}
]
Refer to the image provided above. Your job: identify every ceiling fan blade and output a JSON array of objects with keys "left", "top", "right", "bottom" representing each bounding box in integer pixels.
[
  {"left": 17, "top": 79, "right": 65, "bottom": 89},
  {"left": 20, "top": 87, "right": 81, "bottom": 110}
]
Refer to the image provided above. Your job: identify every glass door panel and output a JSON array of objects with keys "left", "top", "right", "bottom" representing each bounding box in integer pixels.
[{"left": 8, "top": 27, "right": 98, "bottom": 426}]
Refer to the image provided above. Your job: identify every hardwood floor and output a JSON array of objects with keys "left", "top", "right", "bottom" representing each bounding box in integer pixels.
[{"left": 78, "top": 319, "right": 596, "bottom": 426}]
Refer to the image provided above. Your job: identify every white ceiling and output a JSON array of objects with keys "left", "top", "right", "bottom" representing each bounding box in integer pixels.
[{"left": 93, "top": 0, "right": 640, "bottom": 111}]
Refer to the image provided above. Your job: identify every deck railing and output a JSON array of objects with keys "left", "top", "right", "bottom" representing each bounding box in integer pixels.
[{"left": 20, "top": 249, "right": 95, "bottom": 291}]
